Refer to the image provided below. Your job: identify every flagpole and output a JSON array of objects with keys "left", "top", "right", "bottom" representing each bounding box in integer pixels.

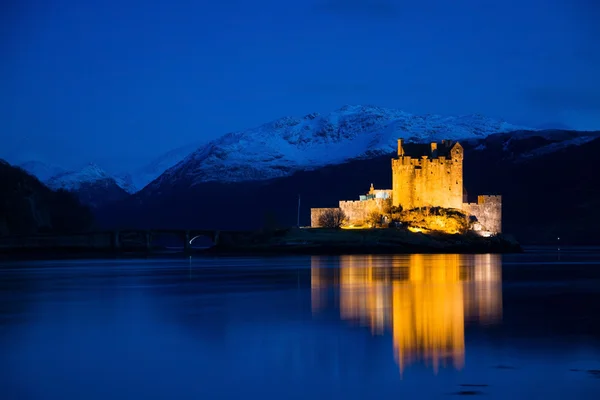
[{"left": 297, "top": 194, "right": 301, "bottom": 227}]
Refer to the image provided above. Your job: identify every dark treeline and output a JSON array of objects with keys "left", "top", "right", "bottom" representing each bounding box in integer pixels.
[{"left": 0, "top": 160, "right": 94, "bottom": 235}]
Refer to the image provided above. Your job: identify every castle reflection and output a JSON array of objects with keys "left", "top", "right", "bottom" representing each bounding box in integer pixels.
[{"left": 310, "top": 254, "right": 502, "bottom": 374}]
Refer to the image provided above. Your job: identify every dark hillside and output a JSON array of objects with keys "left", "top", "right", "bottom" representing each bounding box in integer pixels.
[{"left": 0, "top": 160, "right": 94, "bottom": 235}]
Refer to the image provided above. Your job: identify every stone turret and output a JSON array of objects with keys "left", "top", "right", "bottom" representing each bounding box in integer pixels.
[{"left": 397, "top": 139, "right": 404, "bottom": 156}]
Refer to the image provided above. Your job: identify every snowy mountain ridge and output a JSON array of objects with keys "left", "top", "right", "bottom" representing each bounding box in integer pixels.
[
  {"left": 149, "top": 105, "right": 531, "bottom": 189},
  {"left": 476, "top": 129, "right": 600, "bottom": 161},
  {"left": 20, "top": 140, "right": 204, "bottom": 195},
  {"left": 45, "top": 163, "right": 136, "bottom": 194},
  {"left": 19, "top": 105, "right": 538, "bottom": 195}
]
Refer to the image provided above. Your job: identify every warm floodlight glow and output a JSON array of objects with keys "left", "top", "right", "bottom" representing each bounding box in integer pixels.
[
  {"left": 310, "top": 254, "right": 502, "bottom": 375},
  {"left": 341, "top": 225, "right": 364, "bottom": 229},
  {"left": 407, "top": 226, "right": 428, "bottom": 233}
]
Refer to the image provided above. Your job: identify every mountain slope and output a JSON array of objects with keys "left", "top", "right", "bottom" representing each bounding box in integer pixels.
[
  {"left": 127, "top": 140, "right": 206, "bottom": 191},
  {"left": 46, "top": 163, "right": 131, "bottom": 208},
  {"left": 462, "top": 131, "right": 600, "bottom": 244},
  {"left": 47, "top": 163, "right": 131, "bottom": 192},
  {"left": 465, "top": 129, "right": 600, "bottom": 160},
  {"left": 0, "top": 160, "right": 94, "bottom": 235},
  {"left": 147, "top": 105, "right": 527, "bottom": 191}
]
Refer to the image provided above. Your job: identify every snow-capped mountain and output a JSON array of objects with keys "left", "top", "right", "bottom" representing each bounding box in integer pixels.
[
  {"left": 128, "top": 140, "right": 206, "bottom": 190},
  {"left": 468, "top": 129, "right": 600, "bottom": 161},
  {"left": 46, "top": 163, "right": 135, "bottom": 194},
  {"left": 19, "top": 161, "right": 67, "bottom": 182},
  {"left": 520, "top": 134, "right": 600, "bottom": 159},
  {"left": 19, "top": 140, "right": 205, "bottom": 195},
  {"left": 149, "top": 105, "right": 530, "bottom": 189},
  {"left": 19, "top": 160, "right": 137, "bottom": 194},
  {"left": 44, "top": 163, "right": 133, "bottom": 208}
]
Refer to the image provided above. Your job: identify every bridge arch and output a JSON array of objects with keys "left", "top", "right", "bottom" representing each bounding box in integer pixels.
[{"left": 188, "top": 234, "right": 215, "bottom": 248}]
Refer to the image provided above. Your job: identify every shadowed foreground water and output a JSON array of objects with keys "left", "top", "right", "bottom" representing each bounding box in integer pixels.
[{"left": 1, "top": 249, "right": 600, "bottom": 399}]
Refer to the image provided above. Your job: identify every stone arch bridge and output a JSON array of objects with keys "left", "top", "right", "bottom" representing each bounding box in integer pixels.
[
  {"left": 0, "top": 229, "right": 255, "bottom": 253},
  {"left": 113, "top": 229, "right": 224, "bottom": 251}
]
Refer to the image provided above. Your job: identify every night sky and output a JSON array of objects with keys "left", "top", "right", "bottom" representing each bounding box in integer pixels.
[{"left": 1, "top": 0, "right": 599, "bottom": 173}]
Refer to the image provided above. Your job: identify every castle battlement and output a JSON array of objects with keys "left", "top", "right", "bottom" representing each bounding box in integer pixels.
[
  {"left": 339, "top": 200, "right": 364, "bottom": 205},
  {"left": 392, "top": 157, "right": 454, "bottom": 169},
  {"left": 477, "top": 195, "right": 502, "bottom": 204}
]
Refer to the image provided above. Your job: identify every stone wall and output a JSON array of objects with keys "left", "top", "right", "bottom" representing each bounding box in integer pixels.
[
  {"left": 370, "top": 189, "right": 393, "bottom": 199},
  {"left": 339, "top": 198, "right": 391, "bottom": 226},
  {"left": 462, "top": 195, "right": 502, "bottom": 234},
  {"left": 310, "top": 208, "right": 340, "bottom": 228},
  {"left": 392, "top": 143, "right": 463, "bottom": 210}
]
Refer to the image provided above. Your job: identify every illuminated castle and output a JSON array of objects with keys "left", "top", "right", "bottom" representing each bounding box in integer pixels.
[{"left": 310, "top": 138, "right": 502, "bottom": 235}]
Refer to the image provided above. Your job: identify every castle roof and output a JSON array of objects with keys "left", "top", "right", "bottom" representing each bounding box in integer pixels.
[{"left": 399, "top": 140, "right": 458, "bottom": 158}]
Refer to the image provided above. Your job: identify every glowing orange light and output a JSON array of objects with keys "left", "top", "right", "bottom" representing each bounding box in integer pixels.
[
  {"left": 310, "top": 254, "right": 502, "bottom": 375},
  {"left": 407, "top": 226, "right": 428, "bottom": 233}
]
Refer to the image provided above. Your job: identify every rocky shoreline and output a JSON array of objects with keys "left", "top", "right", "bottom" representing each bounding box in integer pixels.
[
  {"left": 206, "top": 227, "right": 523, "bottom": 255},
  {"left": 0, "top": 228, "right": 522, "bottom": 260}
]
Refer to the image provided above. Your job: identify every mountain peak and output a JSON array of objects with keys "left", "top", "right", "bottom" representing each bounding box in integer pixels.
[
  {"left": 46, "top": 164, "right": 110, "bottom": 191},
  {"left": 21, "top": 160, "right": 137, "bottom": 194},
  {"left": 81, "top": 163, "right": 107, "bottom": 176},
  {"left": 148, "top": 105, "right": 531, "bottom": 190}
]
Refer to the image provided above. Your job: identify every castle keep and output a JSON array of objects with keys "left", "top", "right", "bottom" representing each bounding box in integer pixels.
[
  {"left": 311, "top": 138, "right": 502, "bottom": 235},
  {"left": 392, "top": 139, "right": 463, "bottom": 210}
]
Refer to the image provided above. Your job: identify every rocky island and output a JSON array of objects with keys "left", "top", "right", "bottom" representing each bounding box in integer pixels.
[{"left": 206, "top": 227, "right": 522, "bottom": 255}]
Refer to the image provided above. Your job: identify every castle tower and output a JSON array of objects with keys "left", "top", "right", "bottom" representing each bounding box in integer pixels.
[
  {"left": 397, "top": 139, "right": 405, "bottom": 156},
  {"left": 391, "top": 139, "right": 463, "bottom": 210}
]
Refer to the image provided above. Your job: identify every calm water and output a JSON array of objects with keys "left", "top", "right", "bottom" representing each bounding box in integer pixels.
[{"left": 1, "top": 249, "right": 600, "bottom": 399}]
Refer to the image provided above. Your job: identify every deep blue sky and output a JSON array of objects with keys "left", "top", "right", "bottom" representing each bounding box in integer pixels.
[{"left": 1, "top": 0, "right": 599, "bottom": 172}]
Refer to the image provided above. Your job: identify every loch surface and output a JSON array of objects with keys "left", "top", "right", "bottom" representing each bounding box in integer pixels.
[{"left": 1, "top": 248, "right": 600, "bottom": 399}]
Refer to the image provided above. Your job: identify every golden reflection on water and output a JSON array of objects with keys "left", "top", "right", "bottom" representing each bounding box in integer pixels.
[{"left": 310, "top": 254, "right": 502, "bottom": 374}]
